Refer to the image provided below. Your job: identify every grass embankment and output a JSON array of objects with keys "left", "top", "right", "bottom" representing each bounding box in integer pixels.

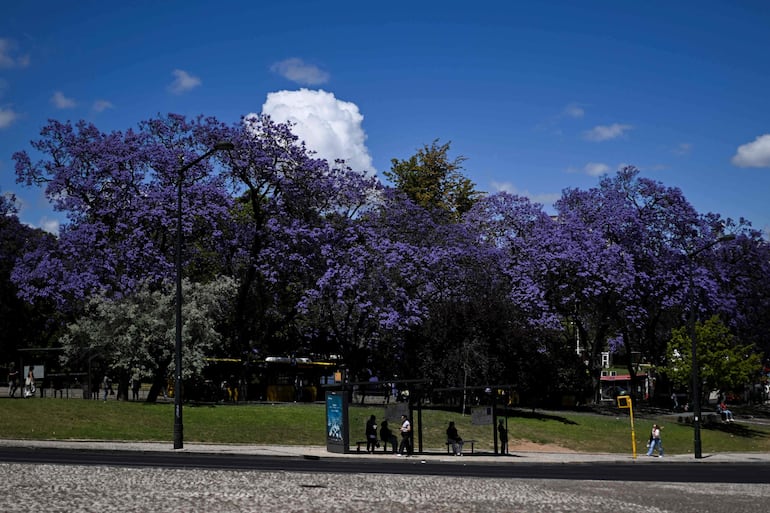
[{"left": 2, "top": 398, "right": 769, "bottom": 455}]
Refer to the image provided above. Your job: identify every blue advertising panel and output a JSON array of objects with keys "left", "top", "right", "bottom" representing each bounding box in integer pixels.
[{"left": 326, "top": 390, "right": 349, "bottom": 453}]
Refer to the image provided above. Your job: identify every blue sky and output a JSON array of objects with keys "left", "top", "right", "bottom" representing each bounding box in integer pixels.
[{"left": 2, "top": 1, "right": 769, "bottom": 236}]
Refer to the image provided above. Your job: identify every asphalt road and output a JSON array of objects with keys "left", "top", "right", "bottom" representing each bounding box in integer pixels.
[{"left": 3, "top": 446, "right": 770, "bottom": 483}]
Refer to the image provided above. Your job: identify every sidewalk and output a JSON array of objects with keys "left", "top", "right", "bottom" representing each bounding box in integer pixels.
[{"left": 2, "top": 438, "right": 768, "bottom": 464}]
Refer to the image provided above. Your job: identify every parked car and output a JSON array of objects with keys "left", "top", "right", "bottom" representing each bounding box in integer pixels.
[{"left": 604, "top": 386, "right": 627, "bottom": 399}]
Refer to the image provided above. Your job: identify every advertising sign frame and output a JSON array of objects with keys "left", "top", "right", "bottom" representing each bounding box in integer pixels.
[{"left": 325, "top": 390, "right": 349, "bottom": 453}]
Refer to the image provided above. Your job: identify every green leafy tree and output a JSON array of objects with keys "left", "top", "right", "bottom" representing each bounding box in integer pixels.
[
  {"left": 666, "top": 315, "right": 761, "bottom": 398},
  {"left": 384, "top": 140, "right": 481, "bottom": 221},
  {"left": 59, "top": 276, "right": 237, "bottom": 402}
]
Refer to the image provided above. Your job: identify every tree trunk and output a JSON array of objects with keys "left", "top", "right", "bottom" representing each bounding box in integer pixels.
[{"left": 145, "top": 366, "right": 169, "bottom": 403}]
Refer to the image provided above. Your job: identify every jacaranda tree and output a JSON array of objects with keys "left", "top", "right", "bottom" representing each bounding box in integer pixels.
[
  {"left": 12, "top": 116, "right": 236, "bottom": 309},
  {"left": 9, "top": 113, "right": 768, "bottom": 406}
]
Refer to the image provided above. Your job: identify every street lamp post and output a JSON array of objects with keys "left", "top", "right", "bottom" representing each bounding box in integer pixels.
[
  {"left": 687, "top": 265, "right": 703, "bottom": 459},
  {"left": 174, "top": 142, "right": 233, "bottom": 450},
  {"left": 686, "top": 234, "right": 735, "bottom": 459}
]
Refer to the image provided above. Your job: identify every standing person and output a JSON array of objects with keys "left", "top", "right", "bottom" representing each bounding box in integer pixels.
[
  {"left": 380, "top": 420, "right": 398, "bottom": 454},
  {"left": 220, "top": 379, "right": 229, "bottom": 402},
  {"left": 498, "top": 419, "right": 508, "bottom": 455},
  {"left": 24, "top": 368, "right": 35, "bottom": 398},
  {"left": 102, "top": 374, "right": 112, "bottom": 401},
  {"left": 646, "top": 424, "right": 664, "bottom": 457},
  {"left": 446, "top": 421, "right": 464, "bottom": 456},
  {"left": 7, "top": 364, "right": 19, "bottom": 398},
  {"left": 398, "top": 414, "right": 413, "bottom": 456},
  {"left": 130, "top": 375, "right": 141, "bottom": 401},
  {"left": 365, "top": 415, "right": 378, "bottom": 453},
  {"left": 91, "top": 376, "right": 100, "bottom": 400}
]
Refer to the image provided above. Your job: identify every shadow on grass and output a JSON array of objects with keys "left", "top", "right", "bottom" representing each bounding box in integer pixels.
[
  {"left": 507, "top": 410, "right": 578, "bottom": 425},
  {"left": 701, "top": 422, "right": 770, "bottom": 440},
  {"left": 672, "top": 413, "right": 770, "bottom": 440},
  {"left": 188, "top": 402, "right": 219, "bottom": 408}
]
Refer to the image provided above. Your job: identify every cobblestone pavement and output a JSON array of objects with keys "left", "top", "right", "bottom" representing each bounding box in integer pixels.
[{"left": 2, "top": 462, "right": 770, "bottom": 513}]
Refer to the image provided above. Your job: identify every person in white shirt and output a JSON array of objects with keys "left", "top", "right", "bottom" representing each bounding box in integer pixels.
[
  {"left": 646, "top": 424, "right": 664, "bottom": 457},
  {"left": 24, "top": 368, "right": 35, "bottom": 398},
  {"left": 398, "top": 414, "right": 413, "bottom": 456}
]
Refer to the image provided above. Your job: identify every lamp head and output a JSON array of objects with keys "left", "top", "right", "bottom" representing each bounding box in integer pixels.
[{"left": 214, "top": 142, "right": 234, "bottom": 151}]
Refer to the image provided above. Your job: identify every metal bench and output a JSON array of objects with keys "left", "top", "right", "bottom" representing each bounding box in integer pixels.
[
  {"left": 446, "top": 439, "right": 476, "bottom": 454},
  {"left": 355, "top": 440, "right": 380, "bottom": 452}
]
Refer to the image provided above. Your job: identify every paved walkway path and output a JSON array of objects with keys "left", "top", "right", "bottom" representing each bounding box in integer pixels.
[{"left": 2, "top": 438, "right": 769, "bottom": 464}]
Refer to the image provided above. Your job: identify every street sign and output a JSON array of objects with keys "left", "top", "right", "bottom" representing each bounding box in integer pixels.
[{"left": 616, "top": 395, "right": 637, "bottom": 459}]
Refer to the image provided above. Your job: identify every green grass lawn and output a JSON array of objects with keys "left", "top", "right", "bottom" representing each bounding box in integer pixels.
[{"left": 2, "top": 398, "right": 769, "bottom": 455}]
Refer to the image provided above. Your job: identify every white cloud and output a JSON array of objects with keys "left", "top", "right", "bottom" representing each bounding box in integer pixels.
[
  {"left": 490, "top": 181, "right": 517, "bottom": 194},
  {"left": 731, "top": 134, "right": 770, "bottom": 168},
  {"left": 258, "top": 89, "right": 374, "bottom": 173},
  {"left": 51, "top": 91, "right": 76, "bottom": 109},
  {"left": 672, "top": 143, "right": 692, "bottom": 155},
  {"left": 584, "top": 162, "right": 610, "bottom": 176},
  {"left": 490, "top": 181, "right": 560, "bottom": 207},
  {"left": 93, "top": 99, "right": 114, "bottom": 112},
  {"left": 10, "top": 193, "right": 60, "bottom": 234},
  {"left": 563, "top": 103, "right": 585, "bottom": 119},
  {"left": 168, "top": 69, "right": 201, "bottom": 94},
  {"left": 536, "top": 102, "right": 586, "bottom": 132},
  {"left": 0, "top": 107, "right": 18, "bottom": 129},
  {"left": 38, "top": 217, "right": 60, "bottom": 235},
  {"left": 271, "top": 58, "right": 330, "bottom": 86},
  {"left": 0, "top": 38, "right": 30, "bottom": 68},
  {"left": 583, "top": 123, "right": 633, "bottom": 142}
]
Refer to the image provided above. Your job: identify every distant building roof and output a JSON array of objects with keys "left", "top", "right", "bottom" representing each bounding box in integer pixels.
[{"left": 600, "top": 374, "right": 647, "bottom": 382}]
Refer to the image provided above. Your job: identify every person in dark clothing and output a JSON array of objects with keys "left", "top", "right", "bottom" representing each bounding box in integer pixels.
[
  {"left": 365, "top": 415, "right": 378, "bottom": 453},
  {"left": 130, "top": 375, "right": 141, "bottom": 401},
  {"left": 446, "top": 421, "right": 464, "bottom": 456},
  {"left": 498, "top": 419, "right": 508, "bottom": 455},
  {"left": 7, "top": 365, "right": 19, "bottom": 398}
]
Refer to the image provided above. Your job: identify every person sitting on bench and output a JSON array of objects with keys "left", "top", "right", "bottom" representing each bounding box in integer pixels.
[
  {"left": 365, "top": 415, "right": 378, "bottom": 453},
  {"left": 717, "top": 401, "right": 735, "bottom": 422},
  {"left": 446, "top": 421, "right": 464, "bottom": 456}
]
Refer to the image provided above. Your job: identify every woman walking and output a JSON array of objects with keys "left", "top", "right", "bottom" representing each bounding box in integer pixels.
[{"left": 646, "top": 424, "right": 664, "bottom": 458}]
